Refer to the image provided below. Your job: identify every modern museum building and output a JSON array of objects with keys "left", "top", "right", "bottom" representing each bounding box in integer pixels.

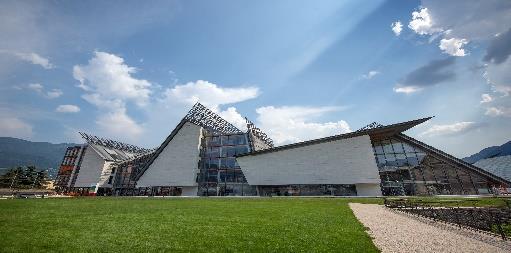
[{"left": 55, "top": 103, "right": 510, "bottom": 197}]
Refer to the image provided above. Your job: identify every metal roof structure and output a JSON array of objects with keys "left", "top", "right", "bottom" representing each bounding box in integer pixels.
[
  {"left": 357, "top": 122, "right": 384, "bottom": 131},
  {"left": 79, "top": 132, "right": 152, "bottom": 154},
  {"left": 245, "top": 117, "right": 274, "bottom": 148},
  {"left": 135, "top": 102, "right": 249, "bottom": 180},
  {"left": 79, "top": 132, "right": 153, "bottom": 162},
  {"left": 184, "top": 102, "right": 242, "bottom": 134}
]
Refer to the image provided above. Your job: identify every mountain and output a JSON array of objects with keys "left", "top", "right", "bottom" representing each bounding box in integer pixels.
[
  {"left": 463, "top": 141, "right": 511, "bottom": 164},
  {"left": 0, "top": 137, "right": 80, "bottom": 177}
]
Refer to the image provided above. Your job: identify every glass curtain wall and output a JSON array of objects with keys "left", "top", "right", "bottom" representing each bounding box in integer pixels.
[
  {"left": 257, "top": 184, "right": 357, "bottom": 196},
  {"left": 197, "top": 131, "right": 256, "bottom": 196},
  {"left": 372, "top": 137, "right": 492, "bottom": 196}
]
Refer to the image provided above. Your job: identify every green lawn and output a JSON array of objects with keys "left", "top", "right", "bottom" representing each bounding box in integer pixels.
[{"left": 0, "top": 197, "right": 381, "bottom": 252}]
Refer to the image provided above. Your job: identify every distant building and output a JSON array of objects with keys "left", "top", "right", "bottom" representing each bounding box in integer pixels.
[
  {"left": 474, "top": 155, "right": 511, "bottom": 183},
  {"left": 54, "top": 135, "right": 151, "bottom": 195},
  {"left": 57, "top": 103, "right": 510, "bottom": 196}
]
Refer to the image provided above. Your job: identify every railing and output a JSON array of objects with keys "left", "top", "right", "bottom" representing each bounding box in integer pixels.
[{"left": 384, "top": 198, "right": 511, "bottom": 240}]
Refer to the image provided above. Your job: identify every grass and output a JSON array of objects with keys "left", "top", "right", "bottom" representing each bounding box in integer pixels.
[{"left": 0, "top": 197, "right": 381, "bottom": 252}]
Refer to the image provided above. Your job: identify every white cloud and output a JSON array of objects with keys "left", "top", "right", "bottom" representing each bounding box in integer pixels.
[
  {"left": 419, "top": 122, "right": 480, "bottom": 137},
  {"left": 217, "top": 107, "right": 248, "bottom": 131},
  {"left": 163, "top": 80, "right": 259, "bottom": 110},
  {"left": 439, "top": 38, "right": 468, "bottom": 56},
  {"left": 96, "top": 108, "right": 144, "bottom": 141},
  {"left": 26, "top": 83, "right": 62, "bottom": 99},
  {"left": 0, "top": 117, "right": 33, "bottom": 139},
  {"left": 485, "top": 107, "right": 511, "bottom": 117},
  {"left": 73, "top": 51, "right": 149, "bottom": 141},
  {"left": 391, "top": 21, "right": 403, "bottom": 36},
  {"left": 73, "top": 51, "right": 152, "bottom": 106},
  {"left": 361, "top": 70, "right": 380, "bottom": 79},
  {"left": 393, "top": 86, "right": 423, "bottom": 94},
  {"left": 254, "top": 106, "right": 351, "bottom": 145},
  {"left": 13, "top": 52, "right": 54, "bottom": 69},
  {"left": 28, "top": 83, "right": 44, "bottom": 92},
  {"left": 408, "top": 8, "right": 442, "bottom": 35},
  {"left": 480, "top": 94, "right": 493, "bottom": 103},
  {"left": 56, "top": 104, "right": 80, "bottom": 113},
  {"left": 46, "top": 89, "right": 63, "bottom": 99}
]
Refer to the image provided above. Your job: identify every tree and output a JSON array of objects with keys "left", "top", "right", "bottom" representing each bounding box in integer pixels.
[{"left": 0, "top": 166, "right": 51, "bottom": 189}]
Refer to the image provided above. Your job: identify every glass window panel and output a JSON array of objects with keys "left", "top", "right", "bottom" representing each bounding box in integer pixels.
[
  {"left": 376, "top": 155, "right": 386, "bottom": 165},
  {"left": 236, "top": 146, "right": 249, "bottom": 155},
  {"left": 208, "top": 159, "right": 219, "bottom": 169},
  {"left": 391, "top": 141, "right": 405, "bottom": 153},
  {"left": 382, "top": 140, "right": 393, "bottom": 153},
  {"left": 209, "top": 136, "right": 220, "bottom": 145},
  {"left": 226, "top": 147, "right": 236, "bottom": 157},
  {"left": 220, "top": 158, "right": 236, "bottom": 168},
  {"left": 385, "top": 153, "right": 396, "bottom": 161},
  {"left": 403, "top": 143, "right": 415, "bottom": 153},
  {"left": 405, "top": 152, "right": 417, "bottom": 158},
  {"left": 374, "top": 145, "right": 384, "bottom": 155},
  {"left": 237, "top": 136, "right": 246, "bottom": 145},
  {"left": 416, "top": 153, "right": 426, "bottom": 162},
  {"left": 407, "top": 157, "right": 419, "bottom": 166}
]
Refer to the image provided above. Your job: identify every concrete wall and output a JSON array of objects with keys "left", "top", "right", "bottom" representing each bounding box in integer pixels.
[
  {"left": 73, "top": 146, "right": 105, "bottom": 188},
  {"left": 137, "top": 122, "right": 202, "bottom": 187},
  {"left": 237, "top": 135, "right": 381, "bottom": 187}
]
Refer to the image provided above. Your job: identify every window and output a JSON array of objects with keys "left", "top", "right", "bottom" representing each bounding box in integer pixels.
[
  {"left": 207, "top": 159, "right": 220, "bottom": 169},
  {"left": 374, "top": 145, "right": 384, "bottom": 155},
  {"left": 209, "top": 136, "right": 220, "bottom": 145},
  {"left": 382, "top": 140, "right": 393, "bottom": 153},
  {"left": 108, "top": 176, "right": 113, "bottom": 184},
  {"left": 220, "top": 158, "right": 236, "bottom": 168},
  {"left": 391, "top": 141, "right": 404, "bottom": 153},
  {"left": 236, "top": 146, "right": 249, "bottom": 155}
]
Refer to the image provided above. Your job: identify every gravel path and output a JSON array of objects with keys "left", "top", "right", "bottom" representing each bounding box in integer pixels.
[{"left": 350, "top": 203, "right": 511, "bottom": 253}]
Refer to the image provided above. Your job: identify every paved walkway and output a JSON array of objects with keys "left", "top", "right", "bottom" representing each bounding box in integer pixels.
[{"left": 349, "top": 203, "right": 511, "bottom": 253}]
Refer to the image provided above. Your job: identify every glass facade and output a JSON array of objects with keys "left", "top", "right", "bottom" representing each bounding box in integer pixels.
[
  {"left": 372, "top": 136, "right": 493, "bottom": 196},
  {"left": 258, "top": 184, "right": 357, "bottom": 196},
  {"left": 112, "top": 152, "right": 154, "bottom": 195},
  {"left": 55, "top": 146, "right": 84, "bottom": 191},
  {"left": 197, "top": 132, "right": 257, "bottom": 196},
  {"left": 107, "top": 126, "right": 504, "bottom": 197}
]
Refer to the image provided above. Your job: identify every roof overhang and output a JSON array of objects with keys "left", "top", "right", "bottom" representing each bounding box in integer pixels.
[{"left": 237, "top": 117, "right": 433, "bottom": 157}]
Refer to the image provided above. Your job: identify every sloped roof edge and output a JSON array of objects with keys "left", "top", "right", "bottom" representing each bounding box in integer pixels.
[
  {"left": 237, "top": 117, "right": 433, "bottom": 157},
  {"left": 396, "top": 134, "right": 511, "bottom": 186}
]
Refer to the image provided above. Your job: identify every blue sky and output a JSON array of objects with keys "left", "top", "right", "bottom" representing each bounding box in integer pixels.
[{"left": 1, "top": 0, "right": 510, "bottom": 157}]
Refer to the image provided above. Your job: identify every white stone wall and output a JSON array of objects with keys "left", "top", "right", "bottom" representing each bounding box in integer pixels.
[
  {"left": 73, "top": 146, "right": 105, "bottom": 188},
  {"left": 137, "top": 122, "right": 202, "bottom": 187},
  {"left": 237, "top": 135, "right": 381, "bottom": 186}
]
